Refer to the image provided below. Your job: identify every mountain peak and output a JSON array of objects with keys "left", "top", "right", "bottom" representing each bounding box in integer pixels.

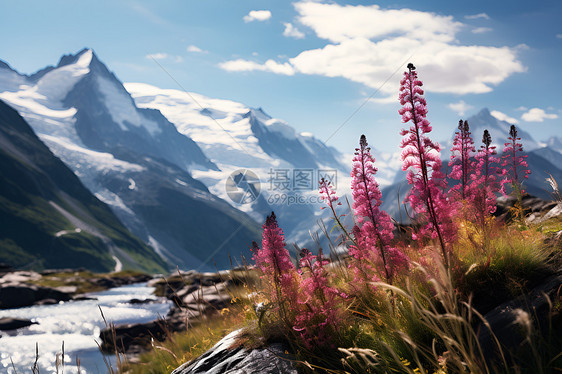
[
  {"left": 465, "top": 108, "right": 539, "bottom": 151},
  {"left": 476, "top": 107, "right": 491, "bottom": 117},
  {"left": 0, "top": 59, "right": 16, "bottom": 72},
  {"left": 57, "top": 48, "right": 95, "bottom": 69}
]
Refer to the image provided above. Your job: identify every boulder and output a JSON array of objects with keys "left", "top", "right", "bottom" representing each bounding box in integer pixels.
[
  {"left": 0, "top": 317, "right": 37, "bottom": 331},
  {"left": 172, "top": 329, "right": 298, "bottom": 374},
  {"left": 100, "top": 270, "right": 237, "bottom": 354},
  {"left": 0, "top": 284, "right": 72, "bottom": 309},
  {"left": 99, "top": 319, "right": 171, "bottom": 354},
  {"left": 495, "top": 194, "right": 560, "bottom": 223},
  {"left": 129, "top": 298, "right": 157, "bottom": 304},
  {"left": 477, "top": 272, "right": 562, "bottom": 366},
  {"left": 0, "top": 271, "right": 42, "bottom": 284}
]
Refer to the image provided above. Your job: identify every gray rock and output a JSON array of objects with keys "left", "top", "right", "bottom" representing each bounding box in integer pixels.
[
  {"left": 0, "top": 317, "right": 37, "bottom": 331},
  {"left": 477, "top": 272, "right": 562, "bottom": 365},
  {"left": 99, "top": 319, "right": 170, "bottom": 354},
  {"left": 0, "top": 284, "right": 72, "bottom": 309},
  {"left": 543, "top": 203, "right": 562, "bottom": 221},
  {"left": 0, "top": 271, "right": 41, "bottom": 285},
  {"left": 172, "top": 329, "right": 298, "bottom": 374}
]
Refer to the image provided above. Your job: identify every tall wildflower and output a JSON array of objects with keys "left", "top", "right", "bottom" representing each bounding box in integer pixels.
[
  {"left": 472, "top": 130, "right": 499, "bottom": 215},
  {"left": 319, "top": 177, "right": 353, "bottom": 244},
  {"left": 398, "top": 63, "right": 455, "bottom": 265},
  {"left": 293, "top": 248, "right": 344, "bottom": 349},
  {"left": 350, "top": 135, "right": 406, "bottom": 282},
  {"left": 469, "top": 130, "right": 500, "bottom": 251},
  {"left": 449, "top": 120, "right": 476, "bottom": 202},
  {"left": 500, "top": 125, "right": 531, "bottom": 197},
  {"left": 252, "top": 212, "right": 299, "bottom": 326}
]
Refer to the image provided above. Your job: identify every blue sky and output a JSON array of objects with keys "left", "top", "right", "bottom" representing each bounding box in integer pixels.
[{"left": 0, "top": 0, "right": 560, "bottom": 154}]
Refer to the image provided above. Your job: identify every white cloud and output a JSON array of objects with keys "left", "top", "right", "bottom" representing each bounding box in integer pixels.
[
  {"left": 146, "top": 53, "right": 183, "bottom": 63},
  {"left": 220, "top": 3, "right": 525, "bottom": 96},
  {"left": 243, "top": 10, "right": 272, "bottom": 23},
  {"left": 368, "top": 96, "right": 397, "bottom": 105},
  {"left": 219, "top": 59, "right": 295, "bottom": 75},
  {"left": 521, "top": 108, "right": 559, "bottom": 122},
  {"left": 491, "top": 110, "right": 519, "bottom": 124},
  {"left": 146, "top": 53, "right": 169, "bottom": 60},
  {"left": 465, "top": 13, "right": 490, "bottom": 20},
  {"left": 283, "top": 22, "right": 305, "bottom": 39},
  {"left": 295, "top": 2, "right": 461, "bottom": 43},
  {"left": 557, "top": 34, "right": 562, "bottom": 39},
  {"left": 516, "top": 106, "right": 527, "bottom": 111},
  {"left": 472, "top": 27, "right": 493, "bottom": 34},
  {"left": 448, "top": 100, "right": 473, "bottom": 116},
  {"left": 187, "top": 45, "right": 207, "bottom": 53}
]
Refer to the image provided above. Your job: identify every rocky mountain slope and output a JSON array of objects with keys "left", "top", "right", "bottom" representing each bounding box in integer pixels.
[
  {"left": 125, "top": 83, "right": 349, "bottom": 244},
  {"left": 0, "top": 99, "right": 167, "bottom": 272},
  {"left": 0, "top": 49, "right": 261, "bottom": 270}
]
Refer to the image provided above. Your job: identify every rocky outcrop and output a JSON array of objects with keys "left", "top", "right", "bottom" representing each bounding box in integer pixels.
[
  {"left": 477, "top": 272, "right": 562, "bottom": 366},
  {"left": 0, "top": 269, "right": 154, "bottom": 309},
  {"left": 85, "top": 273, "right": 153, "bottom": 290},
  {"left": 172, "top": 329, "right": 298, "bottom": 374},
  {"left": 0, "top": 317, "right": 37, "bottom": 331},
  {"left": 495, "top": 194, "right": 561, "bottom": 223},
  {"left": 0, "top": 283, "right": 72, "bottom": 309},
  {"left": 99, "top": 319, "right": 170, "bottom": 355},
  {"left": 100, "top": 270, "right": 243, "bottom": 354}
]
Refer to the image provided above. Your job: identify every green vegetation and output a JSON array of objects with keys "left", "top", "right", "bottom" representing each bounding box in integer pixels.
[
  {"left": 120, "top": 309, "right": 246, "bottom": 374},
  {"left": 0, "top": 100, "right": 168, "bottom": 274},
  {"left": 120, "top": 213, "right": 560, "bottom": 374},
  {"left": 30, "top": 270, "right": 150, "bottom": 294}
]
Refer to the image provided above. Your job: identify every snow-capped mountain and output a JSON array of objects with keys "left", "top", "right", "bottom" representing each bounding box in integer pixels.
[
  {"left": 440, "top": 108, "right": 540, "bottom": 161},
  {"left": 125, "top": 83, "right": 349, "bottom": 244},
  {"left": 545, "top": 135, "right": 562, "bottom": 154},
  {"left": 0, "top": 49, "right": 261, "bottom": 270},
  {"left": 0, "top": 99, "right": 168, "bottom": 273}
]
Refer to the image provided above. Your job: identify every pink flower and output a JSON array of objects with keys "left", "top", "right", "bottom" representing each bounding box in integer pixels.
[
  {"left": 448, "top": 120, "right": 476, "bottom": 203},
  {"left": 398, "top": 63, "right": 456, "bottom": 265},
  {"left": 293, "top": 248, "right": 345, "bottom": 349},
  {"left": 500, "top": 125, "right": 531, "bottom": 196},
  {"left": 252, "top": 212, "right": 299, "bottom": 324},
  {"left": 471, "top": 129, "right": 500, "bottom": 216},
  {"left": 350, "top": 135, "right": 408, "bottom": 282},
  {"left": 319, "top": 178, "right": 340, "bottom": 208}
]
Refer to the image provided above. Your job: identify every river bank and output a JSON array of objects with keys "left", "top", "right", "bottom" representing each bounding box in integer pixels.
[{"left": 0, "top": 270, "right": 172, "bottom": 373}]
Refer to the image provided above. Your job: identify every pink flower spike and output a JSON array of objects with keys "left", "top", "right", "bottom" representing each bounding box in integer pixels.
[
  {"left": 471, "top": 129, "right": 500, "bottom": 217},
  {"left": 398, "top": 63, "right": 455, "bottom": 265},
  {"left": 448, "top": 119, "right": 476, "bottom": 203},
  {"left": 500, "top": 125, "right": 531, "bottom": 197},
  {"left": 349, "top": 135, "right": 408, "bottom": 282},
  {"left": 252, "top": 212, "right": 299, "bottom": 325}
]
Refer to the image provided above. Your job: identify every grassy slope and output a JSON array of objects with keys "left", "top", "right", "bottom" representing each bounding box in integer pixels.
[{"left": 123, "top": 214, "right": 562, "bottom": 374}]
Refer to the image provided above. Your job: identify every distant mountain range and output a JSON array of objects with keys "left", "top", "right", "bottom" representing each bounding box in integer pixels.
[
  {"left": 0, "top": 99, "right": 167, "bottom": 272},
  {"left": 1, "top": 48, "right": 560, "bottom": 270},
  {"left": 125, "top": 82, "right": 348, "bottom": 244},
  {"left": 0, "top": 48, "right": 348, "bottom": 270},
  {"left": 0, "top": 49, "right": 262, "bottom": 270}
]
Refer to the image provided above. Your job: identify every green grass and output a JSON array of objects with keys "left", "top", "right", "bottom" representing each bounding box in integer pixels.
[
  {"left": 120, "top": 310, "right": 245, "bottom": 374},
  {"left": 121, "top": 216, "right": 562, "bottom": 374}
]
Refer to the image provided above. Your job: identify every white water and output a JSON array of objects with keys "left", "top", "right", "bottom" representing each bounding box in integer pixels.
[{"left": 0, "top": 283, "right": 172, "bottom": 373}]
